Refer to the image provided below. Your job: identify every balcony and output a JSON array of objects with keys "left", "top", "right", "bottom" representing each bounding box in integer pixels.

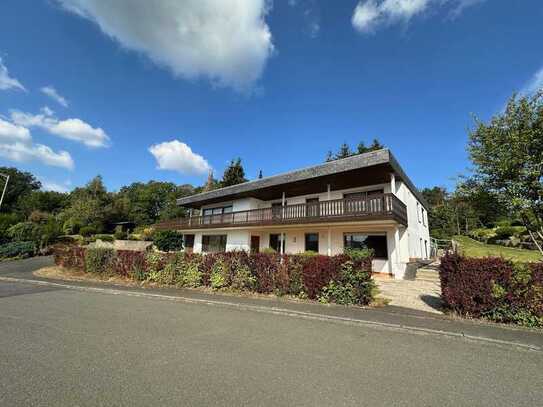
[{"left": 156, "top": 193, "right": 408, "bottom": 230}]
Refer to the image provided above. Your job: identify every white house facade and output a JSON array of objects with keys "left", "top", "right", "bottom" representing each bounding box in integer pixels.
[{"left": 156, "top": 149, "right": 430, "bottom": 280}]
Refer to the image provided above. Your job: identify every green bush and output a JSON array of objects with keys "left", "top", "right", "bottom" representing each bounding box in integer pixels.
[
  {"left": 154, "top": 230, "right": 184, "bottom": 252},
  {"left": 114, "top": 225, "right": 126, "bottom": 240},
  {"left": 177, "top": 255, "right": 203, "bottom": 287},
  {"left": 210, "top": 259, "right": 229, "bottom": 289},
  {"left": 95, "top": 234, "right": 114, "bottom": 242},
  {"left": 469, "top": 228, "right": 496, "bottom": 242},
  {"left": 156, "top": 262, "right": 179, "bottom": 285},
  {"left": 7, "top": 222, "right": 41, "bottom": 243},
  {"left": 318, "top": 259, "right": 376, "bottom": 305},
  {"left": 79, "top": 226, "right": 96, "bottom": 237},
  {"left": 0, "top": 241, "right": 36, "bottom": 259},
  {"left": 230, "top": 258, "right": 256, "bottom": 290},
  {"left": 40, "top": 218, "right": 62, "bottom": 247},
  {"left": 0, "top": 213, "right": 20, "bottom": 244},
  {"left": 133, "top": 226, "right": 155, "bottom": 241},
  {"left": 494, "top": 226, "right": 517, "bottom": 240},
  {"left": 62, "top": 218, "right": 82, "bottom": 235},
  {"left": 84, "top": 247, "right": 115, "bottom": 274}
]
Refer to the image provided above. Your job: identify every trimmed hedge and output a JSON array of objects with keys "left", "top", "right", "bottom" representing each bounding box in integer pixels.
[
  {"left": 53, "top": 247, "right": 375, "bottom": 305},
  {"left": 440, "top": 254, "right": 543, "bottom": 327},
  {"left": 0, "top": 241, "right": 36, "bottom": 259}
]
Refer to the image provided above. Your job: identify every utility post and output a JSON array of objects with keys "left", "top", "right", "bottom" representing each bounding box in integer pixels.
[{"left": 0, "top": 173, "right": 9, "bottom": 209}]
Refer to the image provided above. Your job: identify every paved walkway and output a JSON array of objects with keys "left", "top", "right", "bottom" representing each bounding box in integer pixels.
[{"left": 375, "top": 262, "right": 443, "bottom": 314}]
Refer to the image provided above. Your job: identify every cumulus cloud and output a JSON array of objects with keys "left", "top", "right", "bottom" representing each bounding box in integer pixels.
[
  {"left": 41, "top": 85, "right": 69, "bottom": 107},
  {"left": 149, "top": 140, "right": 210, "bottom": 175},
  {"left": 352, "top": 0, "right": 485, "bottom": 33},
  {"left": 57, "top": 0, "right": 274, "bottom": 91},
  {"left": 521, "top": 67, "right": 543, "bottom": 96},
  {"left": 10, "top": 108, "right": 110, "bottom": 148},
  {"left": 0, "top": 57, "right": 26, "bottom": 92},
  {"left": 0, "top": 118, "right": 31, "bottom": 143},
  {"left": 0, "top": 117, "right": 74, "bottom": 170}
]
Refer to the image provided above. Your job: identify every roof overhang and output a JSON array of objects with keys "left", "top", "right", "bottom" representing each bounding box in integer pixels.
[{"left": 177, "top": 149, "right": 428, "bottom": 209}]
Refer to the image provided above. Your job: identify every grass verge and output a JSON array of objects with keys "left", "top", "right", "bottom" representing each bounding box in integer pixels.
[{"left": 453, "top": 235, "right": 542, "bottom": 262}]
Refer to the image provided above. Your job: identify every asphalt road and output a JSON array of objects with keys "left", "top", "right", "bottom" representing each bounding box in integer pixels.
[{"left": 1, "top": 276, "right": 542, "bottom": 407}]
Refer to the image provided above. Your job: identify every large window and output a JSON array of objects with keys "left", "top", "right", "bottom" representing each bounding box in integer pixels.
[
  {"left": 343, "top": 233, "right": 388, "bottom": 259},
  {"left": 202, "top": 235, "right": 227, "bottom": 253},
  {"left": 305, "top": 233, "right": 319, "bottom": 252},
  {"left": 202, "top": 206, "right": 233, "bottom": 216}
]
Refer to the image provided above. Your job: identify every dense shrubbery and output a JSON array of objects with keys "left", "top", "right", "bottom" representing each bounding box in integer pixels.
[
  {"left": 440, "top": 254, "right": 543, "bottom": 328},
  {"left": 468, "top": 225, "right": 531, "bottom": 248},
  {"left": 53, "top": 247, "right": 375, "bottom": 305},
  {"left": 7, "top": 222, "right": 41, "bottom": 243},
  {"left": 153, "top": 230, "right": 184, "bottom": 251},
  {"left": 85, "top": 247, "right": 116, "bottom": 274},
  {"left": 0, "top": 241, "right": 36, "bottom": 259}
]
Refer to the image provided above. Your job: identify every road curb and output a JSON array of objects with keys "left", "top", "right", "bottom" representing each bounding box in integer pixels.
[{"left": 1, "top": 275, "right": 540, "bottom": 352}]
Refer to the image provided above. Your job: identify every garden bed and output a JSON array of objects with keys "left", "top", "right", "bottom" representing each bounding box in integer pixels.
[{"left": 52, "top": 245, "right": 378, "bottom": 306}]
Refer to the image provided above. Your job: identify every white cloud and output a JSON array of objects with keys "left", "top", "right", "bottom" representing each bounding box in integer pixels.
[
  {"left": 41, "top": 86, "right": 69, "bottom": 107},
  {"left": 10, "top": 108, "right": 110, "bottom": 148},
  {"left": 521, "top": 67, "right": 543, "bottom": 96},
  {"left": 0, "top": 118, "right": 31, "bottom": 143},
  {"left": 149, "top": 140, "right": 210, "bottom": 175},
  {"left": 40, "top": 178, "right": 72, "bottom": 193},
  {"left": 0, "top": 117, "right": 74, "bottom": 170},
  {"left": 352, "top": 0, "right": 484, "bottom": 33},
  {"left": 0, "top": 57, "right": 26, "bottom": 92},
  {"left": 57, "top": 0, "right": 274, "bottom": 92}
]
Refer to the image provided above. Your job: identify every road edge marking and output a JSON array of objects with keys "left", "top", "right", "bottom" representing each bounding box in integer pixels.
[{"left": 1, "top": 275, "right": 540, "bottom": 352}]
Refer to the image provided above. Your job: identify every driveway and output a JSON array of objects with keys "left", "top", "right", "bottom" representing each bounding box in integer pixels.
[{"left": 1, "top": 258, "right": 542, "bottom": 406}]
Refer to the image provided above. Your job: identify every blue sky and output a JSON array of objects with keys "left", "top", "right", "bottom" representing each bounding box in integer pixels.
[{"left": 0, "top": 0, "right": 542, "bottom": 193}]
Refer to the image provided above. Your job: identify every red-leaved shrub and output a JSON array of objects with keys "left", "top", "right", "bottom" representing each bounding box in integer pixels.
[
  {"left": 440, "top": 253, "right": 543, "bottom": 327},
  {"left": 52, "top": 246, "right": 375, "bottom": 305}
]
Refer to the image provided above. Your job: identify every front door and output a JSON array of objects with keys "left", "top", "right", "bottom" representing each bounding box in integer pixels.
[{"left": 250, "top": 235, "right": 260, "bottom": 254}]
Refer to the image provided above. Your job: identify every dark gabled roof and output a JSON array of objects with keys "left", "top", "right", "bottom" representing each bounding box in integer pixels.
[{"left": 177, "top": 149, "right": 428, "bottom": 209}]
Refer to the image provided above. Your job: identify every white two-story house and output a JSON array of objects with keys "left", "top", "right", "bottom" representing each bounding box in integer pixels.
[{"left": 156, "top": 149, "right": 430, "bottom": 279}]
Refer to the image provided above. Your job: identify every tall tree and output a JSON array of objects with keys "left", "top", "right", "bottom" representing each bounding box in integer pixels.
[
  {"left": 468, "top": 91, "right": 543, "bottom": 254},
  {"left": 203, "top": 169, "right": 220, "bottom": 192},
  {"left": 221, "top": 158, "right": 247, "bottom": 187},
  {"left": 335, "top": 143, "right": 352, "bottom": 160},
  {"left": 17, "top": 191, "right": 68, "bottom": 218},
  {"left": 0, "top": 167, "right": 41, "bottom": 212}
]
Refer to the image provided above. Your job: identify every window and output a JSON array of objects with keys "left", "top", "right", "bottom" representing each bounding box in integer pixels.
[
  {"left": 305, "top": 233, "right": 319, "bottom": 252},
  {"left": 422, "top": 207, "right": 427, "bottom": 226},
  {"left": 417, "top": 202, "right": 421, "bottom": 223},
  {"left": 203, "top": 206, "right": 233, "bottom": 216},
  {"left": 202, "top": 205, "right": 233, "bottom": 224},
  {"left": 343, "top": 233, "right": 388, "bottom": 259},
  {"left": 202, "top": 235, "right": 227, "bottom": 253},
  {"left": 269, "top": 233, "right": 285, "bottom": 253}
]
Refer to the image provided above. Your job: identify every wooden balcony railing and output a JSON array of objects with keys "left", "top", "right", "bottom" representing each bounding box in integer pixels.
[{"left": 155, "top": 193, "right": 408, "bottom": 230}]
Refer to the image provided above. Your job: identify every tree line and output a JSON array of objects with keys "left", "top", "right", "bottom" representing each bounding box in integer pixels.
[{"left": 421, "top": 91, "right": 543, "bottom": 255}]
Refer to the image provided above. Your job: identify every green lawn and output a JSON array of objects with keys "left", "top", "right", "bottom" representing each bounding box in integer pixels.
[{"left": 453, "top": 235, "right": 542, "bottom": 263}]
